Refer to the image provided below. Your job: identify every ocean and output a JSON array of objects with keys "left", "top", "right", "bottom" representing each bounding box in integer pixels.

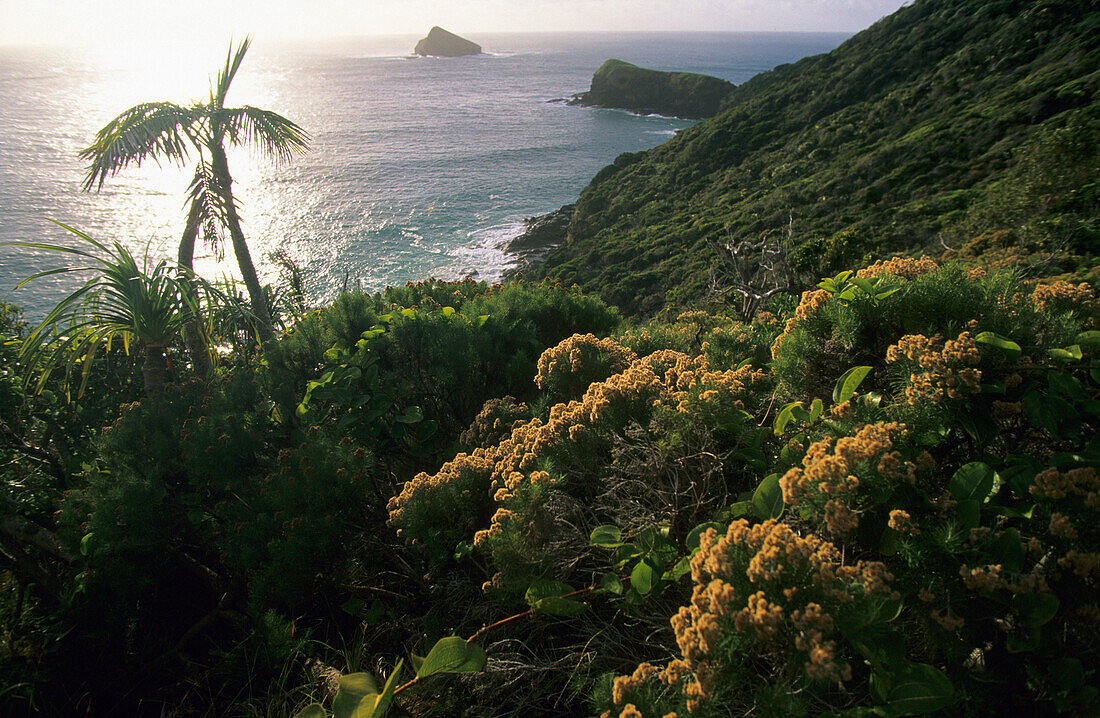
[{"left": 0, "top": 32, "right": 848, "bottom": 319}]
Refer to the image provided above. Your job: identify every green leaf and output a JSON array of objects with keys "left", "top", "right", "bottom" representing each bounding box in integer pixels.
[
  {"left": 975, "top": 331, "right": 1021, "bottom": 358},
  {"left": 355, "top": 658, "right": 404, "bottom": 718},
  {"left": 417, "top": 638, "right": 486, "bottom": 678},
  {"left": 293, "top": 705, "right": 326, "bottom": 718},
  {"left": 333, "top": 673, "right": 380, "bottom": 718},
  {"left": 442, "top": 306, "right": 455, "bottom": 316},
  {"left": 525, "top": 580, "right": 574, "bottom": 607},
  {"left": 1076, "top": 330, "right": 1100, "bottom": 348},
  {"left": 686, "top": 522, "right": 724, "bottom": 552},
  {"left": 955, "top": 499, "right": 980, "bottom": 531},
  {"left": 808, "top": 397, "right": 824, "bottom": 422},
  {"left": 877, "top": 662, "right": 955, "bottom": 716},
  {"left": 631, "top": 555, "right": 661, "bottom": 596},
  {"left": 79, "top": 532, "right": 94, "bottom": 557},
  {"left": 590, "top": 525, "right": 622, "bottom": 547},
  {"left": 666, "top": 555, "right": 693, "bottom": 582},
  {"left": 599, "top": 572, "right": 623, "bottom": 595},
  {"left": 394, "top": 406, "right": 423, "bottom": 424},
  {"left": 476, "top": 314, "right": 489, "bottom": 327},
  {"left": 773, "top": 401, "right": 804, "bottom": 435},
  {"left": 851, "top": 276, "right": 875, "bottom": 295},
  {"left": 728, "top": 500, "right": 753, "bottom": 518},
  {"left": 993, "top": 528, "right": 1024, "bottom": 572},
  {"left": 751, "top": 473, "right": 784, "bottom": 520},
  {"left": 1049, "top": 346, "right": 1083, "bottom": 362},
  {"left": 833, "top": 366, "right": 872, "bottom": 404},
  {"left": 948, "top": 462, "right": 995, "bottom": 502},
  {"left": 1014, "top": 593, "right": 1059, "bottom": 628},
  {"left": 532, "top": 595, "right": 588, "bottom": 616}
]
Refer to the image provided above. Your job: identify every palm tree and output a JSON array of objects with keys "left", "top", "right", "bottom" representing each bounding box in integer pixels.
[
  {"left": 7, "top": 222, "right": 226, "bottom": 398},
  {"left": 80, "top": 38, "right": 309, "bottom": 344}
]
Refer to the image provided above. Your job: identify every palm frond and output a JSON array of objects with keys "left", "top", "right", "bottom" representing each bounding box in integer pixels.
[
  {"left": 186, "top": 162, "right": 227, "bottom": 260},
  {"left": 214, "top": 37, "right": 252, "bottom": 108},
  {"left": 219, "top": 106, "right": 310, "bottom": 161},
  {"left": 80, "top": 102, "right": 200, "bottom": 190}
]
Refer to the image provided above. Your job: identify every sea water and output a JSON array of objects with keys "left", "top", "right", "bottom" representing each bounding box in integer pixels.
[{"left": 0, "top": 32, "right": 847, "bottom": 319}]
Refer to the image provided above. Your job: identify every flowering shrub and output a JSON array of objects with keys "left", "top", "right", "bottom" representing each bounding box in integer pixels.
[
  {"left": 593, "top": 263, "right": 1099, "bottom": 716},
  {"left": 535, "top": 333, "right": 638, "bottom": 402}
]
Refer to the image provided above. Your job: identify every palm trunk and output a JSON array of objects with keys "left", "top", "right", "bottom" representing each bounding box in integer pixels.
[
  {"left": 143, "top": 345, "right": 169, "bottom": 397},
  {"left": 179, "top": 199, "right": 213, "bottom": 378},
  {"left": 210, "top": 144, "right": 275, "bottom": 343}
]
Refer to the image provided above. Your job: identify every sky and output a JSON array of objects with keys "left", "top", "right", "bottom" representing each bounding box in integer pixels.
[{"left": 1, "top": 0, "right": 911, "bottom": 47}]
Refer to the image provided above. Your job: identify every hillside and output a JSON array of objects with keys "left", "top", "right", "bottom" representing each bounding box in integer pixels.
[{"left": 537, "top": 0, "right": 1100, "bottom": 315}]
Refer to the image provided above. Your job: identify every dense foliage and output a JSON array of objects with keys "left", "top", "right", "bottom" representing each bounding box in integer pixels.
[
  {"left": 539, "top": 0, "right": 1100, "bottom": 315},
  {"left": 1, "top": 1, "right": 1097, "bottom": 715}
]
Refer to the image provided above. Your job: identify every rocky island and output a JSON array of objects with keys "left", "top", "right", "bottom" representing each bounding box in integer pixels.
[
  {"left": 414, "top": 26, "right": 482, "bottom": 57},
  {"left": 568, "top": 58, "right": 735, "bottom": 119}
]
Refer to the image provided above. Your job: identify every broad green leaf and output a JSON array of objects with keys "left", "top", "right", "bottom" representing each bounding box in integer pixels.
[
  {"left": 975, "top": 331, "right": 1021, "bottom": 358},
  {"left": 808, "top": 397, "right": 824, "bottom": 422},
  {"left": 394, "top": 406, "right": 423, "bottom": 424},
  {"left": 751, "top": 473, "right": 784, "bottom": 520},
  {"left": 851, "top": 625, "right": 906, "bottom": 670},
  {"left": 773, "top": 401, "right": 803, "bottom": 435},
  {"left": 442, "top": 306, "right": 455, "bottom": 316},
  {"left": 666, "top": 555, "right": 693, "bottom": 582},
  {"left": 851, "top": 276, "right": 875, "bottom": 295},
  {"left": 728, "top": 500, "right": 753, "bottom": 518},
  {"left": 590, "top": 525, "right": 622, "bottom": 547},
  {"left": 949, "top": 462, "right": 995, "bottom": 502},
  {"left": 1049, "top": 346, "right": 1083, "bottom": 362},
  {"left": 333, "top": 673, "right": 380, "bottom": 718},
  {"left": 355, "top": 658, "right": 404, "bottom": 718},
  {"left": 993, "top": 528, "right": 1024, "bottom": 572},
  {"left": 525, "top": 580, "right": 574, "bottom": 606},
  {"left": 417, "top": 637, "right": 486, "bottom": 677},
  {"left": 955, "top": 499, "right": 980, "bottom": 531},
  {"left": 293, "top": 705, "right": 326, "bottom": 718},
  {"left": 532, "top": 596, "right": 588, "bottom": 616},
  {"left": 877, "top": 662, "right": 955, "bottom": 716},
  {"left": 686, "top": 522, "right": 724, "bottom": 552},
  {"left": 631, "top": 555, "right": 662, "bottom": 596},
  {"left": 600, "top": 572, "right": 623, "bottom": 595},
  {"left": 1076, "top": 330, "right": 1100, "bottom": 348},
  {"left": 80, "top": 532, "right": 94, "bottom": 557},
  {"left": 1014, "top": 593, "right": 1059, "bottom": 628},
  {"left": 833, "top": 366, "right": 872, "bottom": 404}
]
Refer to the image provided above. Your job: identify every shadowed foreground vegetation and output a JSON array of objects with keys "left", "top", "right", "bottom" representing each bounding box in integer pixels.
[{"left": 0, "top": 257, "right": 1096, "bottom": 716}]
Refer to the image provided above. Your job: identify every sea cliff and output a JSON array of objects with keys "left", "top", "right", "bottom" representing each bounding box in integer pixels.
[{"left": 568, "top": 59, "right": 735, "bottom": 119}]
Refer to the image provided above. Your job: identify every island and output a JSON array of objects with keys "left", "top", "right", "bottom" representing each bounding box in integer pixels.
[
  {"left": 414, "top": 26, "right": 482, "bottom": 57},
  {"left": 567, "top": 58, "right": 735, "bottom": 119}
]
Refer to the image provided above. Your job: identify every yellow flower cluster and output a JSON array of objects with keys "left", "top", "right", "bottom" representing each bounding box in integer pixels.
[
  {"left": 656, "top": 520, "right": 891, "bottom": 709},
  {"left": 1030, "top": 280, "right": 1100, "bottom": 323},
  {"left": 855, "top": 255, "right": 939, "bottom": 279},
  {"left": 1030, "top": 467, "right": 1099, "bottom": 503},
  {"left": 386, "top": 448, "right": 497, "bottom": 535},
  {"left": 780, "top": 422, "right": 911, "bottom": 536},
  {"left": 886, "top": 332, "right": 982, "bottom": 405},
  {"left": 771, "top": 289, "right": 831, "bottom": 358},
  {"left": 888, "top": 509, "right": 919, "bottom": 535},
  {"left": 535, "top": 333, "right": 637, "bottom": 391},
  {"left": 959, "top": 563, "right": 1049, "bottom": 595},
  {"left": 459, "top": 395, "right": 529, "bottom": 449}
]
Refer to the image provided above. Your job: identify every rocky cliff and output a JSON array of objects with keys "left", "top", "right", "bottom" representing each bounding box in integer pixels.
[
  {"left": 414, "top": 27, "right": 482, "bottom": 57},
  {"left": 568, "top": 59, "right": 735, "bottom": 119}
]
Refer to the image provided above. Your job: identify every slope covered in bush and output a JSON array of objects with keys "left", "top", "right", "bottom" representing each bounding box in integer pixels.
[{"left": 538, "top": 0, "right": 1100, "bottom": 314}]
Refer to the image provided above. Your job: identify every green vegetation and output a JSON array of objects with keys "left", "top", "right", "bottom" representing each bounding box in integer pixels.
[
  {"left": 0, "top": 0, "right": 1097, "bottom": 715},
  {"left": 570, "top": 59, "right": 735, "bottom": 119},
  {"left": 540, "top": 0, "right": 1100, "bottom": 315}
]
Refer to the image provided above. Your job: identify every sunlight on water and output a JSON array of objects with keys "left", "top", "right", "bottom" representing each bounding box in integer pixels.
[{"left": 0, "top": 32, "right": 850, "bottom": 319}]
